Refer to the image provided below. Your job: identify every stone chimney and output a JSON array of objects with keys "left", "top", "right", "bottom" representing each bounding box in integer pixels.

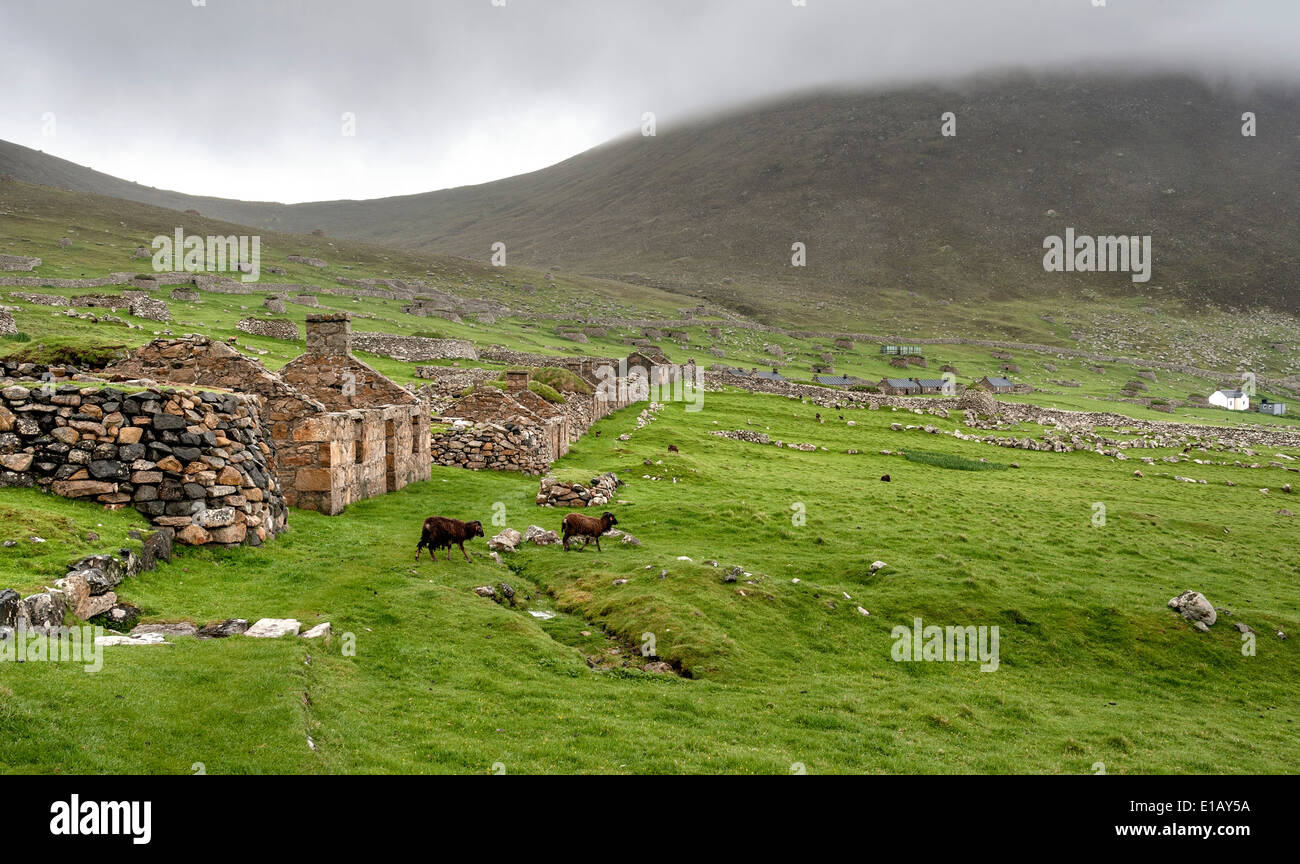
[
  {"left": 305, "top": 312, "right": 352, "bottom": 356},
  {"left": 504, "top": 369, "right": 531, "bottom": 391}
]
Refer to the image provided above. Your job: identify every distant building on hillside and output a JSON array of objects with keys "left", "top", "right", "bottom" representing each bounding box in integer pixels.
[
  {"left": 978, "top": 375, "right": 1015, "bottom": 394},
  {"left": 1209, "top": 388, "right": 1249, "bottom": 411},
  {"left": 1258, "top": 398, "right": 1287, "bottom": 415},
  {"left": 913, "top": 378, "right": 950, "bottom": 394},
  {"left": 814, "top": 374, "right": 868, "bottom": 388},
  {"left": 880, "top": 345, "right": 924, "bottom": 356},
  {"left": 881, "top": 377, "right": 921, "bottom": 395},
  {"left": 754, "top": 368, "right": 785, "bottom": 382}
]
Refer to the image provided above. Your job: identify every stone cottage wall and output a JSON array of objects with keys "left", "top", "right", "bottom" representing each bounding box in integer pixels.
[
  {"left": 277, "top": 403, "right": 428, "bottom": 515},
  {"left": 103, "top": 333, "right": 430, "bottom": 516},
  {"left": 0, "top": 384, "right": 286, "bottom": 546},
  {"left": 429, "top": 419, "right": 554, "bottom": 474},
  {"left": 279, "top": 313, "right": 418, "bottom": 411}
]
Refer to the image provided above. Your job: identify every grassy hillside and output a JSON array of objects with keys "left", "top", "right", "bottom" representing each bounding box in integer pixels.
[
  {"left": 3, "top": 391, "right": 1297, "bottom": 773},
  {"left": 3, "top": 180, "right": 1297, "bottom": 422},
  {"left": 5, "top": 73, "right": 1298, "bottom": 325},
  {"left": 2, "top": 177, "right": 1298, "bottom": 775}
]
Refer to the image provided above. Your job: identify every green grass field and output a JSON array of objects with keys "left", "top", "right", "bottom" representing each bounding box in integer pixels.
[
  {"left": 2, "top": 178, "right": 1297, "bottom": 774},
  {"left": 3, "top": 391, "right": 1296, "bottom": 774}
]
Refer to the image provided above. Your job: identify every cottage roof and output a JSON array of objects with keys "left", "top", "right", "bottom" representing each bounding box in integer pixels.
[
  {"left": 983, "top": 376, "right": 1014, "bottom": 387},
  {"left": 814, "top": 374, "right": 862, "bottom": 387}
]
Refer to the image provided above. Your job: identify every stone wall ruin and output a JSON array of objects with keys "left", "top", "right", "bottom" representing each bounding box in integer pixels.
[
  {"left": 0, "top": 383, "right": 286, "bottom": 547},
  {"left": 237, "top": 317, "right": 300, "bottom": 341},
  {"left": 102, "top": 312, "right": 431, "bottom": 520}
]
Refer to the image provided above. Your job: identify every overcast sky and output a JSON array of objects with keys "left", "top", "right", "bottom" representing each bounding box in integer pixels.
[{"left": 1, "top": 0, "right": 1296, "bottom": 203}]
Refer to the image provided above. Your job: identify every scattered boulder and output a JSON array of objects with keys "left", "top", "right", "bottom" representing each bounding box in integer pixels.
[
  {"left": 131, "top": 622, "right": 198, "bottom": 638},
  {"left": 95, "top": 633, "right": 167, "bottom": 647},
  {"left": 54, "top": 571, "right": 116, "bottom": 620},
  {"left": 301, "top": 622, "right": 332, "bottom": 639},
  {"left": 537, "top": 473, "right": 622, "bottom": 508},
  {"left": 1168, "top": 590, "right": 1216, "bottom": 628},
  {"left": 0, "top": 588, "right": 20, "bottom": 627},
  {"left": 523, "top": 524, "right": 561, "bottom": 545},
  {"left": 244, "top": 618, "right": 301, "bottom": 638},
  {"left": 98, "top": 603, "right": 141, "bottom": 629},
  {"left": 488, "top": 528, "right": 522, "bottom": 553},
  {"left": 197, "top": 618, "right": 249, "bottom": 638},
  {"left": 20, "top": 592, "right": 65, "bottom": 629}
]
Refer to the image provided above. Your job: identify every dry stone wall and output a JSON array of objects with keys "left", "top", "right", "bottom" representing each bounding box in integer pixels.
[
  {"left": 479, "top": 347, "right": 606, "bottom": 367},
  {"left": 0, "top": 384, "right": 286, "bottom": 547},
  {"left": 429, "top": 419, "right": 554, "bottom": 474},
  {"left": 351, "top": 332, "right": 478, "bottom": 361},
  {"left": 8, "top": 291, "right": 69, "bottom": 306},
  {"left": 0, "top": 255, "right": 40, "bottom": 271},
  {"left": 237, "top": 318, "right": 300, "bottom": 340}
]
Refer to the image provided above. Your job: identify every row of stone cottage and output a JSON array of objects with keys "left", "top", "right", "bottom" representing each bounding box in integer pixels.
[
  {"left": 427, "top": 365, "right": 645, "bottom": 474},
  {"left": 0, "top": 312, "right": 664, "bottom": 543},
  {"left": 0, "top": 314, "right": 430, "bottom": 545}
]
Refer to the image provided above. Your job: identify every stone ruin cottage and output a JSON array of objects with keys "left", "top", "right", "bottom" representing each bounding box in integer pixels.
[
  {"left": 105, "top": 312, "right": 431, "bottom": 523},
  {"left": 431, "top": 371, "right": 571, "bottom": 474},
  {"left": 430, "top": 363, "right": 642, "bottom": 474}
]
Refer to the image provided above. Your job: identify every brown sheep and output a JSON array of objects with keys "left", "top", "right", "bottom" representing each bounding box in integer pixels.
[
  {"left": 416, "top": 516, "right": 484, "bottom": 563},
  {"left": 561, "top": 511, "right": 618, "bottom": 552}
]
